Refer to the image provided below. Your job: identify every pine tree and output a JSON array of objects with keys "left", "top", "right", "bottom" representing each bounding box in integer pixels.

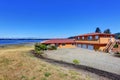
[
  {"left": 104, "top": 29, "right": 111, "bottom": 34},
  {"left": 95, "top": 27, "right": 101, "bottom": 33}
]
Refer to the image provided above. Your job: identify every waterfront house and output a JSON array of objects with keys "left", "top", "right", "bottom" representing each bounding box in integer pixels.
[
  {"left": 41, "top": 33, "right": 115, "bottom": 52},
  {"left": 75, "top": 33, "right": 115, "bottom": 51}
]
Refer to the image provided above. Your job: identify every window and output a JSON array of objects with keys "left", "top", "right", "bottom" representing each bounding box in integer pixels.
[
  {"left": 62, "top": 44, "right": 65, "bottom": 46},
  {"left": 82, "top": 36, "right": 84, "bottom": 40},
  {"left": 88, "top": 36, "right": 92, "bottom": 40},
  {"left": 77, "top": 37, "right": 80, "bottom": 40},
  {"left": 95, "top": 36, "right": 99, "bottom": 40}
]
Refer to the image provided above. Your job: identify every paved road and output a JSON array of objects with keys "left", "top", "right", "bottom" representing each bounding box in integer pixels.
[{"left": 44, "top": 48, "right": 120, "bottom": 75}]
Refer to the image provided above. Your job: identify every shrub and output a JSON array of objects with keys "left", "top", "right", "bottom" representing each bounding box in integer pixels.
[
  {"left": 114, "top": 52, "right": 120, "bottom": 57},
  {"left": 73, "top": 59, "right": 80, "bottom": 65},
  {"left": 113, "top": 44, "right": 118, "bottom": 48},
  {"left": 47, "top": 44, "right": 57, "bottom": 50},
  {"left": 44, "top": 72, "right": 51, "bottom": 77},
  {"left": 115, "top": 52, "right": 120, "bottom": 54},
  {"left": 51, "top": 45, "right": 57, "bottom": 50},
  {"left": 34, "top": 43, "right": 47, "bottom": 55},
  {"left": 35, "top": 43, "right": 47, "bottom": 50},
  {"left": 118, "top": 35, "right": 120, "bottom": 39}
]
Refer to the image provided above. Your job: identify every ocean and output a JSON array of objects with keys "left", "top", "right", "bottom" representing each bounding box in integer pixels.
[{"left": 0, "top": 39, "right": 45, "bottom": 45}]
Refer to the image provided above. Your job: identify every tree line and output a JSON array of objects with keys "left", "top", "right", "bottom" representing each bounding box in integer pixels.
[{"left": 95, "top": 27, "right": 111, "bottom": 34}]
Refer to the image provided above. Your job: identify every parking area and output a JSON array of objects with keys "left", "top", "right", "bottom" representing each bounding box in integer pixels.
[{"left": 44, "top": 48, "right": 120, "bottom": 75}]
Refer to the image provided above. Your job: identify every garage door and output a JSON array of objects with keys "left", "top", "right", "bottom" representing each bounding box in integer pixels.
[
  {"left": 88, "top": 45, "right": 94, "bottom": 50},
  {"left": 82, "top": 44, "right": 87, "bottom": 49},
  {"left": 77, "top": 44, "right": 81, "bottom": 48}
]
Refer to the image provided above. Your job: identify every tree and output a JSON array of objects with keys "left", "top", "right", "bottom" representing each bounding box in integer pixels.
[
  {"left": 95, "top": 27, "right": 101, "bottom": 33},
  {"left": 114, "top": 33, "right": 120, "bottom": 39},
  {"left": 118, "top": 35, "right": 120, "bottom": 39},
  {"left": 104, "top": 29, "right": 111, "bottom": 34}
]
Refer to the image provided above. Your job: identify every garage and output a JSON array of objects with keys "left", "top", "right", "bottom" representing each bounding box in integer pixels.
[
  {"left": 82, "top": 44, "right": 87, "bottom": 49},
  {"left": 88, "top": 45, "right": 94, "bottom": 50},
  {"left": 77, "top": 44, "right": 81, "bottom": 48}
]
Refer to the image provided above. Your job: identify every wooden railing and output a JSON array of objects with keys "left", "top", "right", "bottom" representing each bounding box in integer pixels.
[
  {"left": 103, "top": 39, "right": 116, "bottom": 53},
  {"left": 103, "top": 40, "right": 111, "bottom": 52}
]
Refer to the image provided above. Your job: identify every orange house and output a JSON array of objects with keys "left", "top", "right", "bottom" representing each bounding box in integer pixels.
[
  {"left": 75, "top": 33, "right": 115, "bottom": 51},
  {"left": 41, "top": 33, "right": 115, "bottom": 52},
  {"left": 41, "top": 39, "right": 76, "bottom": 48}
]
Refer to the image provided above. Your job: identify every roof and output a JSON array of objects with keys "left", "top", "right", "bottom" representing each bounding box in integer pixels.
[
  {"left": 76, "top": 33, "right": 115, "bottom": 37},
  {"left": 41, "top": 39, "right": 75, "bottom": 44}
]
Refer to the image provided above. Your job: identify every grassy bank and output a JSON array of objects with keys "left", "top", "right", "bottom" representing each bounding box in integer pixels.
[{"left": 0, "top": 44, "right": 89, "bottom": 80}]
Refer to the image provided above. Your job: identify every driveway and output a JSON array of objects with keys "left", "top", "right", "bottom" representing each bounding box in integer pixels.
[{"left": 44, "top": 48, "right": 120, "bottom": 75}]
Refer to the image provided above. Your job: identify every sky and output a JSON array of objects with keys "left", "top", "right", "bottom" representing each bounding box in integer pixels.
[{"left": 0, "top": 0, "right": 120, "bottom": 38}]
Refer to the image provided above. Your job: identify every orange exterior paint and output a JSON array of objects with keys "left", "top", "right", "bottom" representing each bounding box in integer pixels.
[
  {"left": 41, "top": 39, "right": 76, "bottom": 49},
  {"left": 58, "top": 43, "right": 76, "bottom": 48},
  {"left": 75, "top": 33, "right": 115, "bottom": 51},
  {"left": 41, "top": 33, "right": 115, "bottom": 51}
]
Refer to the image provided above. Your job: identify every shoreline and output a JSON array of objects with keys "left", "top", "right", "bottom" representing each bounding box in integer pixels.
[{"left": 0, "top": 43, "right": 35, "bottom": 49}]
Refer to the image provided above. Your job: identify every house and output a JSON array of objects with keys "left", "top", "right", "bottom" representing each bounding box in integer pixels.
[
  {"left": 75, "top": 33, "right": 115, "bottom": 51},
  {"left": 41, "top": 33, "right": 115, "bottom": 52},
  {"left": 41, "top": 39, "right": 76, "bottom": 48}
]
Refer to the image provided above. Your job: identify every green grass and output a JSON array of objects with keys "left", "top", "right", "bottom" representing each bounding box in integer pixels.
[{"left": 73, "top": 59, "right": 80, "bottom": 65}]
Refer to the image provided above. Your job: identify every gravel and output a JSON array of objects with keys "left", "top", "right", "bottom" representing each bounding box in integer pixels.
[{"left": 44, "top": 48, "right": 120, "bottom": 75}]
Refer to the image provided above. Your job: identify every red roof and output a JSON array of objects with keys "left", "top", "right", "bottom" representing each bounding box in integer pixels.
[
  {"left": 41, "top": 39, "right": 75, "bottom": 44},
  {"left": 76, "top": 33, "right": 115, "bottom": 37}
]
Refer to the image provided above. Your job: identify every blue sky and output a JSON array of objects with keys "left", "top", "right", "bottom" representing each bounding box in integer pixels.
[{"left": 0, "top": 0, "right": 120, "bottom": 38}]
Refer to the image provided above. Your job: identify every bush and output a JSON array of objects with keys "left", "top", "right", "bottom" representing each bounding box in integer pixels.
[
  {"left": 73, "top": 59, "right": 80, "bottom": 65},
  {"left": 34, "top": 43, "right": 57, "bottom": 55},
  {"left": 34, "top": 43, "right": 47, "bottom": 54},
  {"left": 118, "top": 35, "right": 120, "bottom": 39},
  {"left": 44, "top": 72, "right": 51, "bottom": 77},
  {"left": 51, "top": 45, "right": 57, "bottom": 50},
  {"left": 113, "top": 44, "right": 118, "bottom": 48},
  {"left": 35, "top": 43, "right": 47, "bottom": 50},
  {"left": 114, "top": 52, "right": 120, "bottom": 57},
  {"left": 47, "top": 44, "right": 57, "bottom": 50},
  {"left": 115, "top": 52, "right": 120, "bottom": 54}
]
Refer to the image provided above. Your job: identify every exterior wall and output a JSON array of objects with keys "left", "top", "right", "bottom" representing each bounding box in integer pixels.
[
  {"left": 99, "top": 46, "right": 106, "bottom": 51},
  {"left": 94, "top": 45, "right": 100, "bottom": 51},
  {"left": 94, "top": 45, "right": 106, "bottom": 51},
  {"left": 75, "top": 35, "right": 100, "bottom": 44},
  {"left": 76, "top": 40, "right": 100, "bottom": 44},
  {"left": 75, "top": 35, "right": 115, "bottom": 51},
  {"left": 58, "top": 43, "right": 76, "bottom": 48},
  {"left": 99, "top": 37, "right": 110, "bottom": 44}
]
